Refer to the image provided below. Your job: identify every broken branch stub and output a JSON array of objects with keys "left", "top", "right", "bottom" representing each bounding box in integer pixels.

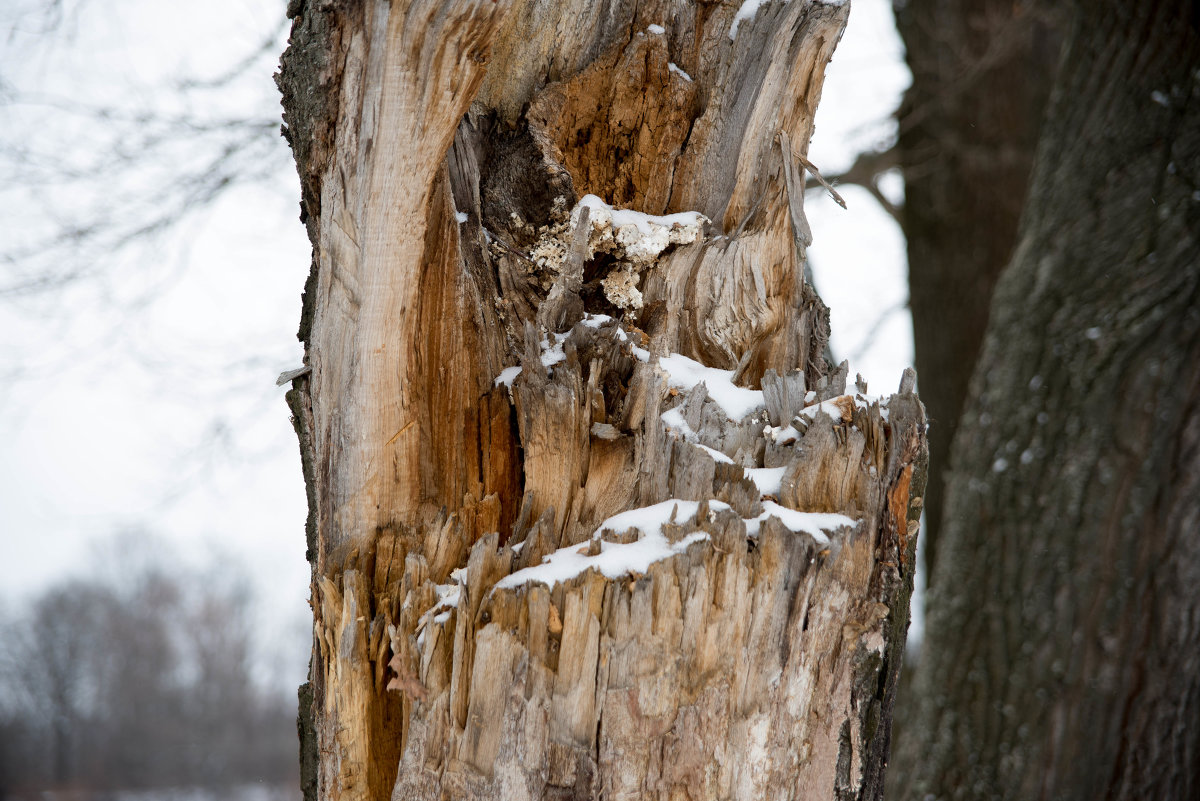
[{"left": 278, "top": 1, "right": 926, "bottom": 800}]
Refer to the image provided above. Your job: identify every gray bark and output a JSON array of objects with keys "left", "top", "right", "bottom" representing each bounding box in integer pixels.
[
  {"left": 894, "top": 0, "right": 1062, "bottom": 583},
  {"left": 889, "top": 2, "right": 1200, "bottom": 798}
]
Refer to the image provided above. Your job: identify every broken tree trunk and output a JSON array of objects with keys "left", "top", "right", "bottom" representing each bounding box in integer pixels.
[{"left": 277, "top": 1, "right": 927, "bottom": 800}]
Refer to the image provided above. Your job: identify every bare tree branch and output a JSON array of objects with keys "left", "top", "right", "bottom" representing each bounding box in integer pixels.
[{"left": 805, "top": 145, "right": 904, "bottom": 226}]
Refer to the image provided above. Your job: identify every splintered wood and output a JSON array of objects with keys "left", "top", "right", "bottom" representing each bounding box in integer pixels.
[
  {"left": 278, "top": 1, "right": 927, "bottom": 800},
  {"left": 390, "top": 342, "right": 925, "bottom": 801}
]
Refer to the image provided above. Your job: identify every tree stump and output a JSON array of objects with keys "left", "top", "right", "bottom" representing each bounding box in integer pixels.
[{"left": 277, "top": 1, "right": 927, "bottom": 799}]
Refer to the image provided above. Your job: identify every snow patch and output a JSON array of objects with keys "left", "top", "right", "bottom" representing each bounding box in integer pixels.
[
  {"left": 494, "top": 366, "right": 522, "bottom": 388},
  {"left": 455, "top": 211, "right": 468, "bottom": 224},
  {"left": 661, "top": 406, "right": 698, "bottom": 441},
  {"left": 668, "top": 62, "right": 693, "bottom": 82},
  {"left": 746, "top": 466, "right": 786, "bottom": 496},
  {"left": 798, "top": 391, "right": 889, "bottom": 423},
  {"left": 797, "top": 397, "right": 848, "bottom": 421},
  {"left": 729, "top": 0, "right": 768, "bottom": 39},
  {"left": 496, "top": 496, "right": 854, "bottom": 590},
  {"left": 496, "top": 499, "right": 723, "bottom": 589},
  {"left": 580, "top": 313, "right": 615, "bottom": 328},
  {"left": 540, "top": 336, "right": 567, "bottom": 369},
  {"left": 764, "top": 423, "right": 800, "bottom": 445},
  {"left": 647, "top": 23, "right": 666, "bottom": 35},
  {"left": 696, "top": 443, "right": 735, "bottom": 464},
  {"left": 494, "top": 315, "right": 617, "bottom": 388},
  {"left": 574, "top": 194, "right": 707, "bottom": 266},
  {"left": 417, "top": 567, "right": 467, "bottom": 639},
  {"left": 728, "top": 1, "right": 844, "bottom": 40},
  {"left": 492, "top": 332, "right": 565, "bottom": 388},
  {"left": 632, "top": 347, "right": 765, "bottom": 421},
  {"left": 743, "top": 502, "right": 854, "bottom": 545}
]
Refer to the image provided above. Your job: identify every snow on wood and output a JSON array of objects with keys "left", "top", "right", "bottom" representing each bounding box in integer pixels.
[
  {"left": 493, "top": 365, "right": 522, "bottom": 388},
  {"left": 746, "top": 465, "right": 787, "bottom": 495},
  {"left": 668, "top": 62, "right": 693, "bottom": 82},
  {"left": 495, "top": 499, "right": 720, "bottom": 589},
  {"left": 696, "top": 442, "right": 735, "bottom": 464},
  {"left": 495, "top": 494, "right": 854, "bottom": 590},
  {"left": 634, "top": 346, "right": 766, "bottom": 420},
  {"left": 279, "top": 0, "right": 927, "bottom": 797},
  {"left": 574, "top": 194, "right": 706, "bottom": 262},
  {"left": 743, "top": 502, "right": 854, "bottom": 544},
  {"left": 661, "top": 405, "right": 699, "bottom": 440},
  {"left": 729, "top": 0, "right": 771, "bottom": 40}
]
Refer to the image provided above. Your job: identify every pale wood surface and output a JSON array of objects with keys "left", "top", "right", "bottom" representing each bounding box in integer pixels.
[{"left": 277, "top": 1, "right": 927, "bottom": 799}]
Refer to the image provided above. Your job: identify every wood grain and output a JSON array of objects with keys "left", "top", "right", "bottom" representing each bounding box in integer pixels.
[{"left": 276, "top": 1, "right": 928, "bottom": 799}]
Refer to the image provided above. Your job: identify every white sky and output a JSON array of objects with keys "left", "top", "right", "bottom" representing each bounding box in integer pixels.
[{"left": 0, "top": 0, "right": 914, "bottom": 673}]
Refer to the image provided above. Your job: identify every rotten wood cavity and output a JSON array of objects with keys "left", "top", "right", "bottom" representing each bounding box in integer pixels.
[{"left": 277, "top": 1, "right": 926, "bottom": 799}]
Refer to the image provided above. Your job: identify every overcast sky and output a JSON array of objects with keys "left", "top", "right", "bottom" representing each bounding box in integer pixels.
[{"left": 0, "top": 0, "right": 912, "bottom": 674}]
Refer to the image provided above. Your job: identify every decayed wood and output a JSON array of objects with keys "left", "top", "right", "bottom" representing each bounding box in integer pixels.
[{"left": 277, "top": 1, "right": 927, "bottom": 800}]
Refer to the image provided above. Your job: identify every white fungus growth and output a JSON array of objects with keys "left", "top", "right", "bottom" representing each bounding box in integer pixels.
[
  {"left": 601, "top": 265, "right": 644, "bottom": 311},
  {"left": 564, "top": 195, "right": 708, "bottom": 311}
]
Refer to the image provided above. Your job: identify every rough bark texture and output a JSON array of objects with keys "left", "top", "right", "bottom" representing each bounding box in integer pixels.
[
  {"left": 889, "top": 2, "right": 1200, "bottom": 799},
  {"left": 893, "top": 0, "right": 1061, "bottom": 581},
  {"left": 277, "top": 2, "right": 928, "bottom": 800}
]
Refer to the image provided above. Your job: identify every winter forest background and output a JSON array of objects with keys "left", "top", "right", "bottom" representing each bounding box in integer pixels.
[{"left": 3, "top": 0, "right": 1195, "bottom": 799}]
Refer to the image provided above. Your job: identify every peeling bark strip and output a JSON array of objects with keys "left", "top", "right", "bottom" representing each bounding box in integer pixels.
[{"left": 278, "top": 2, "right": 926, "bottom": 800}]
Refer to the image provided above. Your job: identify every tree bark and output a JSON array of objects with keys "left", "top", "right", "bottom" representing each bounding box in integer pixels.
[
  {"left": 277, "top": 2, "right": 928, "bottom": 799},
  {"left": 889, "top": 2, "right": 1200, "bottom": 798},
  {"left": 893, "top": 0, "right": 1061, "bottom": 582}
]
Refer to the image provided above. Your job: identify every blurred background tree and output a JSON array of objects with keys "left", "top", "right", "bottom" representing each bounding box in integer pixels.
[
  {"left": 889, "top": 1, "right": 1200, "bottom": 797},
  {"left": 0, "top": 533, "right": 298, "bottom": 797},
  {"left": 0, "top": 0, "right": 312, "bottom": 613},
  {"left": 0, "top": 2, "right": 310, "bottom": 797},
  {"left": 891, "top": 0, "right": 1062, "bottom": 585}
]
